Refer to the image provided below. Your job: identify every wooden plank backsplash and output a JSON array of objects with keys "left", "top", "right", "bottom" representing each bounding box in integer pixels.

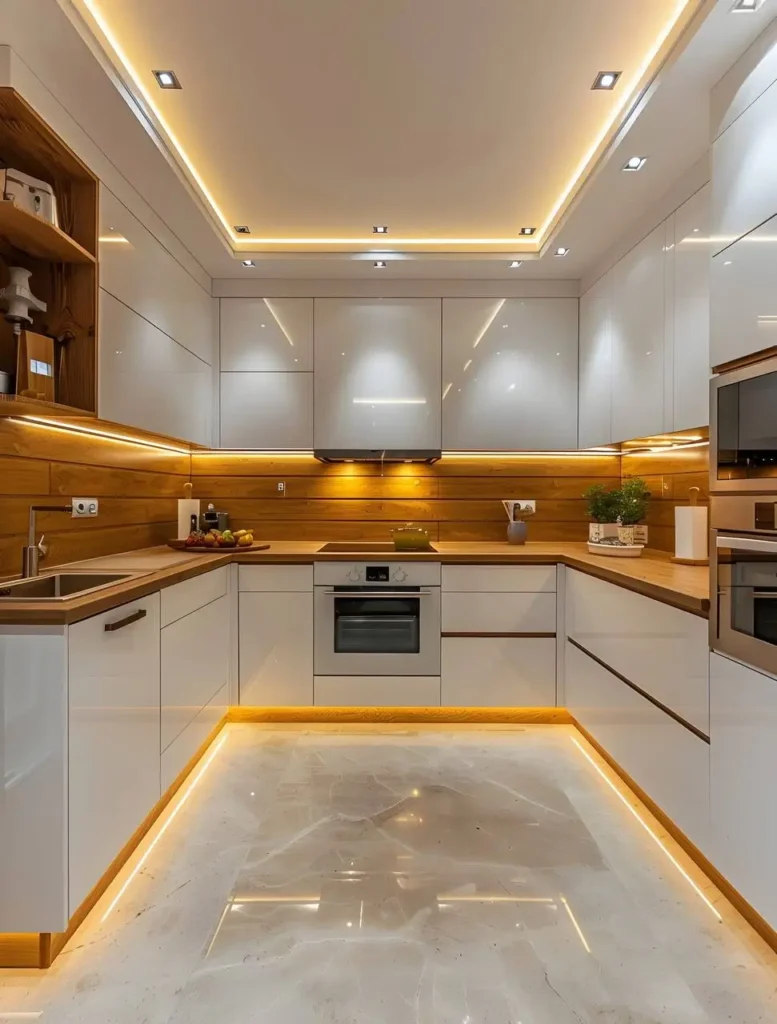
[{"left": 0, "top": 414, "right": 709, "bottom": 575}]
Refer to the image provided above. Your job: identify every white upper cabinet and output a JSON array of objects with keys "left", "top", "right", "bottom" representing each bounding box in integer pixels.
[
  {"left": 220, "top": 298, "right": 313, "bottom": 371},
  {"left": 441, "top": 298, "right": 578, "bottom": 450},
  {"left": 578, "top": 276, "right": 612, "bottom": 449},
  {"left": 671, "top": 186, "right": 711, "bottom": 429},
  {"left": 220, "top": 371, "right": 313, "bottom": 448},
  {"left": 710, "top": 212, "right": 777, "bottom": 369},
  {"left": 610, "top": 225, "right": 667, "bottom": 443},
  {"left": 314, "top": 298, "right": 442, "bottom": 452}
]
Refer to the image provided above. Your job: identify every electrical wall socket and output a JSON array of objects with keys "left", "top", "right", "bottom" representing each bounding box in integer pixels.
[
  {"left": 277, "top": 481, "right": 285, "bottom": 493},
  {"left": 72, "top": 498, "right": 99, "bottom": 518}
]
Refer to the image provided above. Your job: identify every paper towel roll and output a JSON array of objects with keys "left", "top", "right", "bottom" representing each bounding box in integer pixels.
[
  {"left": 674, "top": 505, "right": 708, "bottom": 563},
  {"left": 177, "top": 482, "right": 200, "bottom": 540}
]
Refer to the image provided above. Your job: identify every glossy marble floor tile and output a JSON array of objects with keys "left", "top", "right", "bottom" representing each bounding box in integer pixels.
[{"left": 2, "top": 724, "right": 777, "bottom": 1023}]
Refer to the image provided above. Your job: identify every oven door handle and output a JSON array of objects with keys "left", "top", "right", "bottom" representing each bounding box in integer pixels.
[
  {"left": 321, "top": 589, "right": 435, "bottom": 598},
  {"left": 716, "top": 535, "right": 777, "bottom": 555}
]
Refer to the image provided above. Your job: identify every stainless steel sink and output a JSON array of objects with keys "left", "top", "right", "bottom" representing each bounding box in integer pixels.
[{"left": 0, "top": 572, "right": 147, "bottom": 601}]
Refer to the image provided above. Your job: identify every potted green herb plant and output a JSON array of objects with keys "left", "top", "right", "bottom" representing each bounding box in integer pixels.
[
  {"left": 617, "top": 477, "right": 651, "bottom": 546},
  {"left": 583, "top": 483, "right": 620, "bottom": 543}
]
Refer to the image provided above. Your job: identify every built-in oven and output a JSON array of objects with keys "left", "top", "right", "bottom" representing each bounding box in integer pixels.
[
  {"left": 712, "top": 528, "right": 777, "bottom": 678},
  {"left": 314, "top": 561, "right": 441, "bottom": 676},
  {"left": 711, "top": 353, "right": 777, "bottom": 493}
]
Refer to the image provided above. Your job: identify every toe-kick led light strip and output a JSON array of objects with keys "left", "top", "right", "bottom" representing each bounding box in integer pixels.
[
  {"left": 100, "top": 732, "right": 228, "bottom": 922},
  {"left": 570, "top": 736, "right": 722, "bottom": 921}
]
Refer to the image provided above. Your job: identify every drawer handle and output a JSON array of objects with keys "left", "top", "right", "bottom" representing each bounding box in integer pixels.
[{"left": 104, "top": 608, "right": 147, "bottom": 632}]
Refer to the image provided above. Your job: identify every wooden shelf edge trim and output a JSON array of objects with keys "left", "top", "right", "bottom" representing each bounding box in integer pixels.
[
  {"left": 228, "top": 706, "right": 573, "bottom": 724},
  {"left": 572, "top": 719, "right": 777, "bottom": 957},
  {"left": 0, "top": 714, "right": 229, "bottom": 969},
  {"left": 442, "top": 631, "right": 556, "bottom": 638},
  {"left": 567, "top": 637, "right": 710, "bottom": 743}
]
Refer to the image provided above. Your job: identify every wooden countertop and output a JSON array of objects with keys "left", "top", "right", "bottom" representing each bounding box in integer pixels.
[{"left": 0, "top": 541, "right": 710, "bottom": 625}]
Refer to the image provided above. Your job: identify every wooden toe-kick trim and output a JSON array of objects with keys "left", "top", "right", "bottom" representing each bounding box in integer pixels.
[{"left": 228, "top": 706, "right": 572, "bottom": 724}]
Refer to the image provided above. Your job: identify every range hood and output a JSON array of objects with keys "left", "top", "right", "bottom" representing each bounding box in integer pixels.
[{"left": 314, "top": 449, "right": 441, "bottom": 463}]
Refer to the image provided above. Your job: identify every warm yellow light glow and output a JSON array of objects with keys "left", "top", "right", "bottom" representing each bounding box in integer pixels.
[
  {"left": 98, "top": 234, "right": 130, "bottom": 243},
  {"left": 570, "top": 736, "right": 722, "bottom": 921},
  {"left": 9, "top": 417, "right": 191, "bottom": 454},
  {"left": 0, "top": 1015, "right": 44, "bottom": 1021},
  {"left": 441, "top": 450, "right": 618, "bottom": 458},
  {"left": 263, "top": 298, "right": 294, "bottom": 346},
  {"left": 473, "top": 300, "right": 506, "bottom": 349},
  {"left": 436, "top": 895, "right": 555, "bottom": 903},
  {"left": 560, "top": 895, "right": 592, "bottom": 953},
  {"left": 78, "top": 1, "right": 697, "bottom": 250},
  {"left": 101, "top": 732, "right": 228, "bottom": 921},
  {"left": 193, "top": 449, "right": 315, "bottom": 457},
  {"left": 442, "top": 383, "right": 453, "bottom": 400},
  {"left": 352, "top": 398, "right": 427, "bottom": 405}
]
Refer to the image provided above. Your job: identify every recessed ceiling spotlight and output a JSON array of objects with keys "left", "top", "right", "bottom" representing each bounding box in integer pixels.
[
  {"left": 373, "top": 260, "right": 387, "bottom": 268},
  {"left": 623, "top": 156, "right": 647, "bottom": 172},
  {"left": 234, "top": 226, "right": 251, "bottom": 235},
  {"left": 554, "top": 247, "right": 570, "bottom": 257},
  {"left": 241, "top": 259, "right": 255, "bottom": 267},
  {"left": 373, "top": 225, "right": 388, "bottom": 234},
  {"left": 519, "top": 227, "right": 536, "bottom": 236},
  {"left": 152, "top": 70, "right": 181, "bottom": 89},
  {"left": 731, "top": 0, "right": 763, "bottom": 11},
  {"left": 509, "top": 260, "right": 523, "bottom": 269},
  {"left": 592, "top": 71, "right": 621, "bottom": 90}
]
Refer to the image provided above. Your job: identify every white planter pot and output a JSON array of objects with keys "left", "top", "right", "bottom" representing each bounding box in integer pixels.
[
  {"left": 633, "top": 525, "right": 648, "bottom": 545},
  {"left": 589, "top": 523, "right": 618, "bottom": 543},
  {"left": 618, "top": 525, "right": 637, "bottom": 546}
]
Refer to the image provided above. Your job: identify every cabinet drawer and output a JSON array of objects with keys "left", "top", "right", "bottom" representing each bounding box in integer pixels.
[
  {"left": 442, "top": 565, "right": 556, "bottom": 593},
  {"left": 442, "top": 592, "right": 556, "bottom": 634},
  {"left": 161, "top": 594, "right": 230, "bottom": 750},
  {"left": 68, "top": 594, "right": 161, "bottom": 914},
  {"left": 442, "top": 637, "right": 556, "bottom": 707},
  {"left": 161, "top": 567, "right": 227, "bottom": 627},
  {"left": 314, "top": 676, "right": 441, "bottom": 707},
  {"left": 239, "top": 565, "right": 313, "bottom": 592}
]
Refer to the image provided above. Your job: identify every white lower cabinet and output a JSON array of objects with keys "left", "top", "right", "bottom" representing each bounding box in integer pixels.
[
  {"left": 161, "top": 683, "right": 229, "bottom": 792},
  {"left": 68, "top": 594, "right": 162, "bottom": 915},
  {"left": 239, "top": 591, "right": 314, "bottom": 705},
  {"left": 710, "top": 652, "right": 777, "bottom": 931},
  {"left": 161, "top": 594, "right": 231, "bottom": 752},
  {"left": 567, "top": 640, "right": 709, "bottom": 850},
  {"left": 314, "top": 676, "right": 441, "bottom": 707},
  {"left": 442, "top": 637, "right": 556, "bottom": 706}
]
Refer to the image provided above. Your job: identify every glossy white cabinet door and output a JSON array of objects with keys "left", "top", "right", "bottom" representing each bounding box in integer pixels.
[
  {"left": 566, "top": 569, "right": 709, "bottom": 735},
  {"left": 220, "top": 371, "right": 313, "bottom": 448},
  {"left": 100, "top": 188, "right": 215, "bottom": 366},
  {"left": 68, "top": 594, "right": 161, "bottom": 915},
  {"left": 442, "top": 592, "right": 557, "bottom": 633},
  {"left": 567, "top": 641, "right": 710, "bottom": 851},
  {"left": 161, "top": 683, "right": 228, "bottom": 793},
  {"left": 671, "top": 186, "right": 711, "bottom": 429},
  {"left": 0, "top": 627, "right": 68, "bottom": 932},
  {"left": 220, "top": 298, "right": 313, "bottom": 371},
  {"left": 441, "top": 298, "right": 578, "bottom": 450},
  {"left": 710, "top": 212, "right": 777, "bottom": 368},
  {"left": 578, "top": 276, "right": 612, "bottom": 448},
  {"left": 239, "top": 591, "right": 313, "bottom": 705},
  {"left": 442, "top": 565, "right": 556, "bottom": 593},
  {"left": 314, "top": 298, "right": 442, "bottom": 451},
  {"left": 441, "top": 637, "right": 556, "bottom": 707},
  {"left": 161, "top": 594, "right": 230, "bottom": 751},
  {"left": 710, "top": 652, "right": 777, "bottom": 930},
  {"left": 610, "top": 225, "right": 667, "bottom": 443},
  {"left": 100, "top": 291, "right": 213, "bottom": 445},
  {"left": 712, "top": 78, "right": 777, "bottom": 256}
]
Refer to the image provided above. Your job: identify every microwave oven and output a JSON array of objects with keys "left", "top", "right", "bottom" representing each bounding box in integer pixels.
[{"left": 711, "top": 353, "right": 777, "bottom": 493}]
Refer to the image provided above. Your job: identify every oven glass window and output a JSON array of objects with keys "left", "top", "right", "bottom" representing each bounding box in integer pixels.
[
  {"left": 718, "top": 371, "right": 777, "bottom": 481},
  {"left": 720, "top": 546, "right": 777, "bottom": 647},
  {"left": 334, "top": 595, "right": 420, "bottom": 654}
]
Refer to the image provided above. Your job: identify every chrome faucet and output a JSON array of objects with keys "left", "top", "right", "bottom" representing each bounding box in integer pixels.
[{"left": 22, "top": 504, "right": 73, "bottom": 578}]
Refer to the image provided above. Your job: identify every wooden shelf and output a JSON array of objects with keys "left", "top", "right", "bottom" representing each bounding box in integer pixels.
[
  {"left": 0, "top": 394, "right": 96, "bottom": 418},
  {"left": 0, "top": 201, "right": 95, "bottom": 264}
]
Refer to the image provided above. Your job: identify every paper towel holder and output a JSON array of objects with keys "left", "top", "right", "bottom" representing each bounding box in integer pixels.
[{"left": 671, "top": 486, "right": 709, "bottom": 566}]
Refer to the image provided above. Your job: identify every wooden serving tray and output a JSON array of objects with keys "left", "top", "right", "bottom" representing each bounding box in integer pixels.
[{"left": 167, "top": 539, "right": 270, "bottom": 552}]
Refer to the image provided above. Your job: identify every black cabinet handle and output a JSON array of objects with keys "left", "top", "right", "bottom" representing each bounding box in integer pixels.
[{"left": 104, "top": 608, "right": 147, "bottom": 632}]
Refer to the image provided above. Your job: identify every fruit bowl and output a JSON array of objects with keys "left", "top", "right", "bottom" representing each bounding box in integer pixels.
[{"left": 169, "top": 528, "right": 268, "bottom": 552}]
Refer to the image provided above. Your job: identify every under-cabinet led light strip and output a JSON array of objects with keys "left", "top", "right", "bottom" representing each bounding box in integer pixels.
[
  {"left": 9, "top": 417, "right": 191, "bottom": 455},
  {"left": 100, "top": 732, "right": 228, "bottom": 922},
  {"left": 570, "top": 736, "right": 722, "bottom": 921}
]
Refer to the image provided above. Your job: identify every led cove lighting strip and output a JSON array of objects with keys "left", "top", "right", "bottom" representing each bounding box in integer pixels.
[
  {"left": 570, "top": 736, "right": 722, "bottom": 921},
  {"left": 352, "top": 398, "right": 427, "bottom": 405},
  {"left": 10, "top": 417, "right": 191, "bottom": 454},
  {"left": 79, "top": 0, "right": 696, "bottom": 249},
  {"left": 101, "top": 733, "right": 228, "bottom": 922},
  {"left": 560, "top": 896, "right": 592, "bottom": 953}
]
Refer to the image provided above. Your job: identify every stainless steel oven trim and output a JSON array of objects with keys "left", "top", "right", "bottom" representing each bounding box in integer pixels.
[
  {"left": 711, "top": 529, "right": 777, "bottom": 678},
  {"left": 711, "top": 353, "right": 777, "bottom": 494},
  {"left": 321, "top": 589, "right": 435, "bottom": 598}
]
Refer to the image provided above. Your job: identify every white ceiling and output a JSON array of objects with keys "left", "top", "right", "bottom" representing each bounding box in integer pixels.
[{"left": 1, "top": 0, "right": 774, "bottom": 281}]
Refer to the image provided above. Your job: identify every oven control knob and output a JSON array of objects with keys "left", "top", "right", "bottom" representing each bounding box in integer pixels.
[
  {"left": 347, "top": 565, "right": 361, "bottom": 582},
  {"left": 393, "top": 568, "right": 408, "bottom": 582}
]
